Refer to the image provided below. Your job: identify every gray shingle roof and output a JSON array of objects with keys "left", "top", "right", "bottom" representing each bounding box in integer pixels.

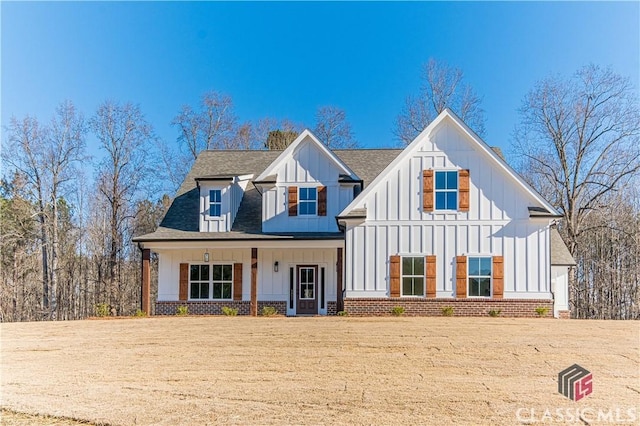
[
  {"left": 550, "top": 228, "right": 576, "bottom": 266},
  {"left": 133, "top": 149, "right": 401, "bottom": 242}
]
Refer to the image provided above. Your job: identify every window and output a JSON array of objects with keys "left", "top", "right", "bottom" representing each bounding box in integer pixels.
[
  {"left": 468, "top": 257, "right": 492, "bottom": 297},
  {"left": 212, "top": 264, "right": 233, "bottom": 299},
  {"left": 190, "top": 264, "right": 210, "bottom": 299},
  {"left": 209, "top": 189, "right": 221, "bottom": 217},
  {"left": 435, "top": 171, "right": 458, "bottom": 210},
  {"left": 401, "top": 256, "right": 424, "bottom": 296},
  {"left": 299, "top": 187, "right": 317, "bottom": 215}
]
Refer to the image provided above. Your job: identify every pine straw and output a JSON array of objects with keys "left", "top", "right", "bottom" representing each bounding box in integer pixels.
[{"left": 1, "top": 317, "right": 638, "bottom": 425}]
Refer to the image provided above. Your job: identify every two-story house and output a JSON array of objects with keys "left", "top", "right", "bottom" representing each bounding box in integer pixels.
[{"left": 133, "top": 109, "right": 574, "bottom": 318}]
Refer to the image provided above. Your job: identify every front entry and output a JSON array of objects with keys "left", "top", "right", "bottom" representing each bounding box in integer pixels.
[{"left": 296, "top": 265, "right": 318, "bottom": 315}]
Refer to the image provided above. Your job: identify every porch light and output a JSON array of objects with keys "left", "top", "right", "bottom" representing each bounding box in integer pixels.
[
  {"left": 203, "top": 250, "right": 209, "bottom": 262},
  {"left": 274, "top": 261, "right": 279, "bottom": 272}
]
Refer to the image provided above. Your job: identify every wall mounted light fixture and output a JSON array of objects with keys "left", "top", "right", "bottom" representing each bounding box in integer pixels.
[
  {"left": 204, "top": 250, "right": 209, "bottom": 262},
  {"left": 274, "top": 261, "right": 279, "bottom": 272}
]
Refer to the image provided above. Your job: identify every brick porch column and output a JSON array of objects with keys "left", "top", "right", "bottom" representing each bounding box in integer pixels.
[
  {"left": 141, "top": 248, "right": 151, "bottom": 315},
  {"left": 250, "top": 248, "right": 258, "bottom": 316}
]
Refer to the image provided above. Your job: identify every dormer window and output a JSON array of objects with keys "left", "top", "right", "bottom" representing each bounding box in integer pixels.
[
  {"left": 209, "top": 189, "right": 222, "bottom": 217},
  {"left": 299, "top": 187, "right": 317, "bottom": 215}
]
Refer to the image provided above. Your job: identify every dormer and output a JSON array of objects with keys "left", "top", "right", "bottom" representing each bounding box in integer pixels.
[
  {"left": 197, "top": 174, "right": 253, "bottom": 232},
  {"left": 254, "top": 130, "right": 361, "bottom": 233}
]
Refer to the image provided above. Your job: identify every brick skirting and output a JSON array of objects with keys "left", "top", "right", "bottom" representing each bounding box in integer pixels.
[
  {"left": 156, "top": 301, "right": 287, "bottom": 316},
  {"left": 343, "top": 298, "right": 555, "bottom": 318}
]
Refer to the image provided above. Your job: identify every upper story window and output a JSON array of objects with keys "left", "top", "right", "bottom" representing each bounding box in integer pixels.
[
  {"left": 468, "top": 257, "right": 492, "bottom": 297},
  {"left": 435, "top": 171, "right": 458, "bottom": 210},
  {"left": 402, "top": 256, "right": 425, "bottom": 296},
  {"left": 209, "top": 189, "right": 222, "bottom": 217},
  {"left": 299, "top": 187, "right": 317, "bottom": 216}
]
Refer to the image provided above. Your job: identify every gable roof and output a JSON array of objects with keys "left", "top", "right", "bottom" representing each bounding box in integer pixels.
[
  {"left": 133, "top": 148, "right": 401, "bottom": 242},
  {"left": 339, "top": 108, "right": 561, "bottom": 218},
  {"left": 255, "top": 129, "right": 358, "bottom": 182}
]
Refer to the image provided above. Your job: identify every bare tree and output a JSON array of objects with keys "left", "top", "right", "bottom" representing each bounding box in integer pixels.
[
  {"left": 313, "top": 106, "right": 358, "bottom": 148},
  {"left": 4, "top": 116, "right": 50, "bottom": 312},
  {"left": 90, "top": 100, "right": 155, "bottom": 314},
  {"left": 258, "top": 118, "right": 303, "bottom": 149},
  {"left": 45, "top": 101, "right": 86, "bottom": 318},
  {"left": 172, "top": 91, "right": 238, "bottom": 158},
  {"left": 395, "top": 58, "right": 485, "bottom": 144},
  {"left": 514, "top": 64, "right": 640, "bottom": 318}
]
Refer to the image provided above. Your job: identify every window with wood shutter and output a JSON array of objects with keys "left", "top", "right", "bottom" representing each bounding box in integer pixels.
[
  {"left": 425, "top": 255, "right": 436, "bottom": 298},
  {"left": 233, "top": 263, "right": 243, "bottom": 301},
  {"left": 389, "top": 255, "right": 401, "bottom": 297},
  {"left": 423, "top": 170, "right": 434, "bottom": 212},
  {"left": 459, "top": 169, "right": 470, "bottom": 212},
  {"left": 455, "top": 256, "right": 467, "bottom": 298},
  {"left": 468, "top": 257, "right": 491, "bottom": 297},
  {"left": 179, "top": 263, "right": 189, "bottom": 301},
  {"left": 492, "top": 256, "right": 504, "bottom": 299},
  {"left": 318, "top": 186, "right": 327, "bottom": 216},
  {"left": 288, "top": 186, "right": 298, "bottom": 216},
  {"left": 401, "top": 256, "right": 425, "bottom": 296}
]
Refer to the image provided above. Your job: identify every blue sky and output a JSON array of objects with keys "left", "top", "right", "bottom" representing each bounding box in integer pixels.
[{"left": 2, "top": 1, "right": 639, "bottom": 159}]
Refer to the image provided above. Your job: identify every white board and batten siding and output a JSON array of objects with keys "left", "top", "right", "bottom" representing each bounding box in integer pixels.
[
  {"left": 156, "top": 247, "right": 337, "bottom": 315},
  {"left": 344, "top": 117, "right": 554, "bottom": 299},
  {"left": 262, "top": 137, "right": 357, "bottom": 233},
  {"left": 199, "top": 176, "right": 251, "bottom": 232}
]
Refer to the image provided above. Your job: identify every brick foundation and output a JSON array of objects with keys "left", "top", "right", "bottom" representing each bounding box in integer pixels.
[
  {"left": 155, "top": 301, "right": 287, "bottom": 316},
  {"left": 327, "top": 301, "right": 337, "bottom": 316},
  {"left": 343, "top": 298, "right": 554, "bottom": 318},
  {"left": 558, "top": 310, "right": 571, "bottom": 319}
]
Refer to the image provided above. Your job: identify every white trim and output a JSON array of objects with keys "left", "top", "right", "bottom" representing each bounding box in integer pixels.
[
  {"left": 142, "top": 239, "right": 344, "bottom": 251},
  {"left": 255, "top": 129, "right": 358, "bottom": 182},
  {"left": 338, "top": 109, "right": 560, "bottom": 217}
]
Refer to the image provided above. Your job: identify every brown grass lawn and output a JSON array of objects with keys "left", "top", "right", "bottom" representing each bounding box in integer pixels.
[{"left": 1, "top": 317, "right": 638, "bottom": 425}]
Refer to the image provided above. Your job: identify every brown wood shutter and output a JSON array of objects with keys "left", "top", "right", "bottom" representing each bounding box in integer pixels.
[
  {"left": 179, "top": 263, "right": 189, "bottom": 301},
  {"left": 389, "top": 255, "right": 401, "bottom": 297},
  {"left": 288, "top": 186, "right": 298, "bottom": 216},
  {"left": 318, "top": 186, "right": 327, "bottom": 216},
  {"left": 455, "top": 256, "right": 467, "bottom": 298},
  {"left": 423, "top": 170, "right": 434, "bottom": 212},
  {"left": 233, "top": 263, "right": 243, "bottom": 301},
  {"left": 459, "top": 169, "right": 470, "bottom": 212},
  {"left": 425, "top": 255, "right": 436, "bottom": 298},
  {"left": 492, "top": 256, "right": 504, "bottom": 299}
]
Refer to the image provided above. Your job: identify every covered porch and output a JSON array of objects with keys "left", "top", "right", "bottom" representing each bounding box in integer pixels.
[{"left": 139, "top": 239, "right": 344, "bottom": 316}]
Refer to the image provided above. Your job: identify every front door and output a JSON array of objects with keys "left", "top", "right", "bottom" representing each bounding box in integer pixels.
[{"left": 296, "top": 265, "right": 318, "bottom": 315}]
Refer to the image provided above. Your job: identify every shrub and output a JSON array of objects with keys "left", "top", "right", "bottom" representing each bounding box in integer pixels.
[
  {"left": 488, "top": 309, "right": 502, "bottom": 317},
  {"left": 337, "top": 310, "right": 349, "bottom": 316},
  {"left": 261, "top": 306, "right": 277, "bottom": 316},
  {"left": 221, "top": 306, "right": 238, "bottom": 316},
  {"left": 391, "top": 306, "right": 405, "bottom": 316},
  {"left": 133, "top": 309, "right": 147, "bottom": 317},
  {"left": 441, "top": 306, "right": 454, "bottom": 317},
  {"left": 176, "top": 305, "right": 188, "bottom": 316},
  {"left": 94, "top": 303, "right": 109, "bottom": 317},
  {"left": 535, "top": 306, "right": 550, "bottom": 317}
]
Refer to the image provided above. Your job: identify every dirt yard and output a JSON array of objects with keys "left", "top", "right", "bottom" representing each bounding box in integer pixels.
[{"left": 1, "top": 317, "right": 638, "bottom": 425}]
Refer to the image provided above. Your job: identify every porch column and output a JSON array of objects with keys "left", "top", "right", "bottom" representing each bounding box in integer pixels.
[
  {"left": 251, "top": 248, "right": 258, "bottom": 316},
  {"left": 337, "top": 247, "right": 344, "bottom": 312},
  {"left": 141, "top": 249, "right": 151, "bottom": 315}
]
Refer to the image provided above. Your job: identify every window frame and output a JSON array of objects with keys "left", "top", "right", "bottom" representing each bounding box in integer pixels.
[
  {"left": 208, "top": 189, "right": 222, "bottom": 218},
  {"left": 211, "top": 264, "right": 233, "bottom": 300},
  {"left": 467, "top": 256, "right": 492, "bottom": 298},
  {"left": 298, "top": 187, "right": 318, "bottom": 216},
  {"left": 400, "top": 256, "right": 425, "bottom": 297},
  {"left": 188, "top": 262, "right": 234, "bottom": 301},
  {"left": 189, "top": 264, "right": 210, "bottom": 300},
  {"left": 434, "top": 170, "right": 459, "bottom": 211}
]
